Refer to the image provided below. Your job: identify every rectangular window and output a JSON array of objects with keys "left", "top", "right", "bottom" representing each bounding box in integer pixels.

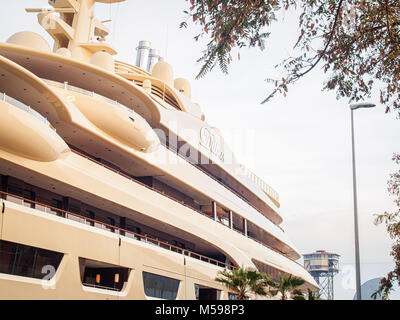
[
  {"left": 0, "top": 240, "right": 63, "bottom": 280},
  {"left": 194, "top": 284, "right": 221, "bottom": 300},
  {"left": 228, "top": 293, "right": 239, "bottom": 300},
  {"left": 143, "top": 271, "right": 180, "bottom": 299}
]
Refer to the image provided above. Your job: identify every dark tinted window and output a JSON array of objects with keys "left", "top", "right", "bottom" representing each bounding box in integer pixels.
[
  {"left": 143, "top": 271, "right": 180, "bottom": 299},
  {"left": 194, "top": 284, "right": 221, "bottom": 300},
  {"left": 229, "top": 293, "right": 239, "bottom": 300},
  {"left": 0, "top": 240, "right": 63, "bottom": 280}
]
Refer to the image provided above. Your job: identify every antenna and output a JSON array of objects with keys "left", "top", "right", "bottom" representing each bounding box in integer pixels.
[
  {"left": 111, "top": 1, "right": 120, "bottom": 47},
  {"left": 109, "top": 0, "right": 112, "bottom": 22},
  {"left": 165, "top": 24, "right": 169, "bottom": 61},
  {"left": 25, "top": 8, "right": 75, "bottom": 13}
]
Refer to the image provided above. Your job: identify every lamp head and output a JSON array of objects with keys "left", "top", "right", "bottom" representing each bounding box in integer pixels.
[{"left": 350, "top": 102, "right": 376, "bottom": 110}]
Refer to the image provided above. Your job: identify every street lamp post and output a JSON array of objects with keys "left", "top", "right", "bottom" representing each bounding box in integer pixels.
[{"left": 349, "top": 102, "right": 376, "bottom": 300}]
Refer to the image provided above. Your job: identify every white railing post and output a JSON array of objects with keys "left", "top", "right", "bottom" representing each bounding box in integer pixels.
[{"left": 212, "top": 201, "right": 217, "bottom": 221}]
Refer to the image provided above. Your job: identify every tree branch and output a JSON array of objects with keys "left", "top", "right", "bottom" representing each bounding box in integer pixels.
[{"left": 294, "top": 0, "right": 345, "bottom": 80}]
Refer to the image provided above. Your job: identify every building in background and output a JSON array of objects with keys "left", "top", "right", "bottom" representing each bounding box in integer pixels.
[
  {"left": 353, "top": 277, "right": 383, "bottom": 300},
  {"left": 304, "top": 250, "right": 340, "bottom": 300}
]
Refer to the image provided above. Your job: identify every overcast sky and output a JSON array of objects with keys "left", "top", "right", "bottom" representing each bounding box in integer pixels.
[{"left": 1, "top": 0, "right": 399, "bottom": 299}]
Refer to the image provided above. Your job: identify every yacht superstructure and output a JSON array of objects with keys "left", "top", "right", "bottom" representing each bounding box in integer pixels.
[{"left": 0, "top": 0, "right": 318, "bottom": 299}]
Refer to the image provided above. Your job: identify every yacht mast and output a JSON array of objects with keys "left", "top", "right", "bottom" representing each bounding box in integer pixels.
[{"left": 26, "top": 0, "right": 125, "bottom": 60}]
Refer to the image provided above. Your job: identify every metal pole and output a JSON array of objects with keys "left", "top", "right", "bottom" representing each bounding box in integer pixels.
[
  {"left": 212, "top": 201, "right": 217, "bottom": 221},
  {"left": 351, "top": 108, "right": 362, "bottom": 300}
]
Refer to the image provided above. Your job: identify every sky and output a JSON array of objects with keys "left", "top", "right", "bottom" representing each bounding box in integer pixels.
[{"left": 1, "top": 0, "right": 399, "bottom": 300}]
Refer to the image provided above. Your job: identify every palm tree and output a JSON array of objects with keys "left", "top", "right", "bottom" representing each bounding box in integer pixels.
[
  {"left": 269, "top": 274, "right": 305, "bottom": 300},
  {"left": 306, "top": 288, "right": 322, "bottom": 300},
  {"left": 291, "top": 289, "right": 305, "bottom": 300},
  {"left": 215, "top": 267, "right": 274, "bottom": 300}
]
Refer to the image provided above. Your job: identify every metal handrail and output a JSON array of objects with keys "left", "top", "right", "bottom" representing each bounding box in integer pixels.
[
  {"left": 0, "top": 190, "right": 309, "bottom": 275},
  {"left": 44, "top": 79, "right": 135, "bottom": 115},
  {"left": 240, "top": 165, "right": 280, "bottom": 204},
  {"left": 114, "top": 60, "right": 151, "bottom": 77},
  {"left": 0, "top": 190, "right": 233, "bottom": 270},
  {"left": 1, "top": 92, "right": 51, "bottom": 127}
]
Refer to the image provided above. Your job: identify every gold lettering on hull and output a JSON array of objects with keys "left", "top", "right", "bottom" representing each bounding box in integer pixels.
[{"left": 199, "top": 127, "right": 224, "bottom": 162}]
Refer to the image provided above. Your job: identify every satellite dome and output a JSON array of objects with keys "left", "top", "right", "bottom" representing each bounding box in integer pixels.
[
  {"left": 174, "top": 78, "right": 191, "bottom": 99},
  {"left": 152, "top": 61, "right": 174, "bottom": 87},
  {"left": 90, "top": 51, "right": 115, "bottom": 72},
  {"left": 6, "top": 31, "right": 51, "bottom": 52}
]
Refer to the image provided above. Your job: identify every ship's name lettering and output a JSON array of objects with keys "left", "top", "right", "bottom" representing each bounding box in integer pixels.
[{"left": 199, "top": 127, "right": 225, "bottom": 162}]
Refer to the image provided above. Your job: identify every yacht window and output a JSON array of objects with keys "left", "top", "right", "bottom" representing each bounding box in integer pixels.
[
  {"left": 86, "top": 210, "right": 95, "bottom": 226},
  {"left": 0, "top": 240, "right": 63, "bottom": 280},
  {"left": 194, "top": 284, "right": 221, "bottom": 300},
  {"left": 79, "top": 257, "right": 130, "bottom": 292},
  {"left": 143, "top": 271, "right": 180, "bottom": 299},
  {"left": 22, "top": 189, "right": 35, "bottom": 208},
  {"left": 228, "top": 293, "right": 239, "bottom": 300},
  {"left": 107, "top": 217, "right": 115, "bottom": 233}
]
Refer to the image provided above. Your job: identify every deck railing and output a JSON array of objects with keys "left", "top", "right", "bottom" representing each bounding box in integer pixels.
[
  {"left": 0, "top": 189, "right": 309, "bottom": 275},
  {"left": 114, "top": 60, "right": 151, "bottom": 77},
  {"left": 240, "top": 165, "right": 280, "bottom": 205},
  {"left": 69, "top": 149, "right": 290, "bottom": 258},
  {"left": 1, "top": 92, "right": 52, "bottom": 128},
  {"left": 0, "top": 190, "right": 234, "bottom": 270},
  {"left": 44, "top": 79, "right": 135, "bottom": 115}
]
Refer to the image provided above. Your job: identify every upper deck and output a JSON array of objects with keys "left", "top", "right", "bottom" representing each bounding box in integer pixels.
[
  {"left": 23, "top": 0, "right": 281, "bottom": 213},
  {"left": 0, "top": 40, "right": 283, "bottom": 227},
  {"left": 0, "top": 49, "right": 298, "bottom": 258},
  {"left": 0, "top": 0, "right": 305, "bottom": 259}
]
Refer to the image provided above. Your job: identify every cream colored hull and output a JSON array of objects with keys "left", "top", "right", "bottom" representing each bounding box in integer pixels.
[
  {"left": 0, "top": 5, "right": 320, "bottom": 297},
  {"left": 0, "top": 200, "right": 229, "bottom": 299}
]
